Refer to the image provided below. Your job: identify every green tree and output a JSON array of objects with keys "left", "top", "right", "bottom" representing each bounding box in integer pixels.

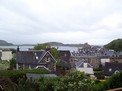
[
  {"left": 55, "top": 71, "right": 94, "bottom": 91},
  {"left": 9, "top": 57, "right": 16, "bottom": 70},
  {"left": 104, "top": 71, "right": 122, "bottom": 90},
  {"left": 34, "top": 43, "right": 51, "bottom": 50},
  {"left": 104, "top": 38, "right": 122, "bottom": 51},
  {"left": 34, "top": 43, "right": 59, "bottom": 62},
  {"left": 50, "top": 47, "right": 59, "bottom": 59}
]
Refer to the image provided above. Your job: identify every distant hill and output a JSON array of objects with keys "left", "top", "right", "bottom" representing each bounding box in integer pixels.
[
  {"left": 0, "top": 40, "right": 13, "bottom": 45},
  {"left": 104, "top": 38, "right": 122, "bottom": 51},
  {"left": 46, "top": 42, "right": 84, "bottom": 47}
]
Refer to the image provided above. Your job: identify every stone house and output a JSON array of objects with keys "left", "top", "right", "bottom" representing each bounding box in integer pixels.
[
  {"left": 16, "top": 50, "right": 56, "bottom": 71},
  {"left": 58, "top": 50, "right": 71, "bottom": 69}
]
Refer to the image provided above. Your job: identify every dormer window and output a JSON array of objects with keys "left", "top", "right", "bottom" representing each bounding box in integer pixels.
[
  {"left": 114, "top": 70, "right": 119, "bottom": 74},
  {"left": 109, "top": 68, "right": 112, "bottom": 72},
  {"left": 36, "top": 56, "right": 39, "bottom": 60}
]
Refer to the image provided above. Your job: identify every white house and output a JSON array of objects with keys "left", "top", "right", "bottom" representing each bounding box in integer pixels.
[
  {"left": 101, "top": 58, "right": 110, "bottom": 66},
  {"left": 75, "top": 60, "right": 94, "bottom": 74},
  {"left": 1, "top": 51, "right": 13, "bottom": 61}
]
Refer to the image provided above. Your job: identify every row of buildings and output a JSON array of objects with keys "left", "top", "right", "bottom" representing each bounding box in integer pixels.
[{"left": 0, "top": 43, "right": 122, "bottom": 77}]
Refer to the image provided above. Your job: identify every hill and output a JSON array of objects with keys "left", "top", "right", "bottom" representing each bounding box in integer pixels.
[
  {"left": 0, "top": 40, "right": 13, "bottom": 46},
  {"left": 104, "top": 38, "right": 122, "bottom": 51},
  {"left": 46, "top": 42, "right": 84, "bottom": 47}
]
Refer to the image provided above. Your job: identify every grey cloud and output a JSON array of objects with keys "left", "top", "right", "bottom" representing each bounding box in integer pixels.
[{"left": 0, "top": 0, "right": 122, "bottom": 44}]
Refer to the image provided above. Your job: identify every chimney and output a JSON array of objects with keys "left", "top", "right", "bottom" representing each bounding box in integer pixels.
[
  {"left": 84, "top": 63, "right": 88, "bottom": 68},
  {"left": 17, "top": 46, "right": 20, "bottom": 52}
]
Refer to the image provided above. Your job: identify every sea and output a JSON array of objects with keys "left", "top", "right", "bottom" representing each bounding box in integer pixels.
[{"left": 0, "top": 46, "right": 79, "bottom": 52}]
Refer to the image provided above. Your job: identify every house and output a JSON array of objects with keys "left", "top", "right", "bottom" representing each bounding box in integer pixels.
[
  {"left": 1, "top": 50, "right": 13, "bottom": 61},
  {"left": 75, "top": 60, "right": 94, "bottom": 75},
  {"left": 104, "top": 62, "right": 122, "bottom": 76},
  {"left": 58, "top": 50, "right": 71, "bottom": 69},
  {"left": 99, "top": 50, "right": 115, "bottom": 66},
  {"left": 16, "top": 50, "right": 56, "bottom": 71},
  {"left": 71, "top": 43, "right": 102, "bottom": 68}
]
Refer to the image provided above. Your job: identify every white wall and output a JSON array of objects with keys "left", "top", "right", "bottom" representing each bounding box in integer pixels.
[
  {"left": 76, "top": 68, "right": 94, "bottom": 74},
  {"left": 1, "top": 51, "right": 12, "bottom": 61},
  {"left": 101, "top": 58, "right": 110, "bottom": 66}
]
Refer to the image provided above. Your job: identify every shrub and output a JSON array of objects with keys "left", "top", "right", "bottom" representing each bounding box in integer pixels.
[
  {"left": 13, "top": 78, "right": 40, "bottom": 91},
  {"left": 0, "top": 69, "right": 50, "bottom": 84},
  {"left": 105, "top": 71, "right": 122, "bottom": 89}
]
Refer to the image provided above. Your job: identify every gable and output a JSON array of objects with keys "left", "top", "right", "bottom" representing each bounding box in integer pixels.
[
  {"left": 39, "top": 51, "right": 56, "bottom": 64},
  {"left": 104, "top": 62, "right": 122, "bottom": 75},
  {"left": 59, "top": 50, "right": 71, "bottom": 61}
]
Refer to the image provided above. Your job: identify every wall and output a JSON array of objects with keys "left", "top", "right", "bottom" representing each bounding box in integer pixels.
[{"left": 1, "top": 51, "right": 12, "bottom": 61}]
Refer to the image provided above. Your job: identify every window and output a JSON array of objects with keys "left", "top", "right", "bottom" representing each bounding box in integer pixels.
[
  {"left": 114, "top": 70, "right": 119, "bottom": 74},
  {"left": 109, "top": 68, "right": 112, "bottom": 72},
  {"left": 36, "top": 56, "right": 39, "bottom": 59}
]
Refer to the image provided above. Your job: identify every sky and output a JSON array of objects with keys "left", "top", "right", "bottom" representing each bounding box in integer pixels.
[{"left": 0, "top": 0, "right": 122, "bottom": 45}]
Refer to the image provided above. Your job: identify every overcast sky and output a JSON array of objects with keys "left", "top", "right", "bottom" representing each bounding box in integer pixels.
[{"left": 0, "top": 0, "right": 122, "bottom": 45}]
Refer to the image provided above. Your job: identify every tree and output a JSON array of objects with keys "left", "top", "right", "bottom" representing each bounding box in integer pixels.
[
  {"left": 9, "top": 57, "right": 16, "bottom": 70},
  {"left": 104, "top": 71, "right": 122, "bottom": 89},
  {"left": 104, "top": 38, "right": 122, "bottom": 51},
  {"left": 50, "top": 47, "right": 59, "bottom": 59},
  {"left": 34, "top": 43, "right": 51, "bottom": 50},
  {"left": 34, "top": 43, "right": 59, "bottom": 62},
  {"left": 55, "top": 71, "right": 94, "bottom": 91}
]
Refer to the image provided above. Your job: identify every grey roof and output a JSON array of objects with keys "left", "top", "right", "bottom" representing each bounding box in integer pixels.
[
  {"left": 75, "top": 60, "right": 93, "bottom": 68},
  {"left": 104, "top": 62, "right": 122, "bottom": 76},
  {"left": 16, "top": 50, "right": 46, "bottom": 64},
  {"left": 26, "top": 73, "right": 57, "bottom": 79}
]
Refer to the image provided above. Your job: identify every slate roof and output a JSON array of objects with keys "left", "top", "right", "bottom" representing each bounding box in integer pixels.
[
  {"left": 59, "top": 61, "right": 71, "bottom": 68},
  {"left": 59, "top": 50, "right": 71, "bottom": 61},
  {"left": 16, "top": 50, "right": 46, "bottom": 64},
  {"left": 104, "top": 62, "right": 122, "bottom": 76},
  {"left": 75, "top": 60, "right": 93, "bottom": 68}
]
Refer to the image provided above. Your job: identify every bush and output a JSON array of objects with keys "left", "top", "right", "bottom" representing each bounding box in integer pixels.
[
  {"left": 55, "top": 71, "right": 94, "bottom": 91},
  {"left": 0, "top": 69, "right": 50, "bottom": 84},
  {"left": 13, "top": 78, "right": 40, "bottom": 91},
  {"left": 105, "top": 71, "right": 122, "bottom": 89}
]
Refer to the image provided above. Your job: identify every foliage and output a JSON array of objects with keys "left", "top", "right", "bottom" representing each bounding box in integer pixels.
[
  {"left": 38, "top": 77, "right": 58, "bottom": 91},
  {"left": 105, "top": 71, "right": 122, "bottom": 90},
  {"left": 104, "top": 38, "right": 122, "bottom": 51},
  {"left": 13, "top": 78, "right": 40, "bottom": 91},
  {"left": 34, "top": 43, "right": 51, "bottom": 50},
  {"left": 34, "top": 43, "right": 60, "bottom": 62},
  {"left": 50, "top": 47, "right": 59, "bottom": 59},
  {"left": 0, "top": 60, "right": 9, "bottom": 70},
  {"left": 92, "top": 83, "right": 105, "bottom": 91},
  {"left": 38, "top": 71, "right": 95, "bottom": 91},
  {"left": 0, "top": 69, "right": 50, "bottom": 84},
  {"left": 0, "top": 77, "right": 14, "bottom": 91},
  {"left": 9, "top": 58, "right": 16, "bottom": 70}
]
